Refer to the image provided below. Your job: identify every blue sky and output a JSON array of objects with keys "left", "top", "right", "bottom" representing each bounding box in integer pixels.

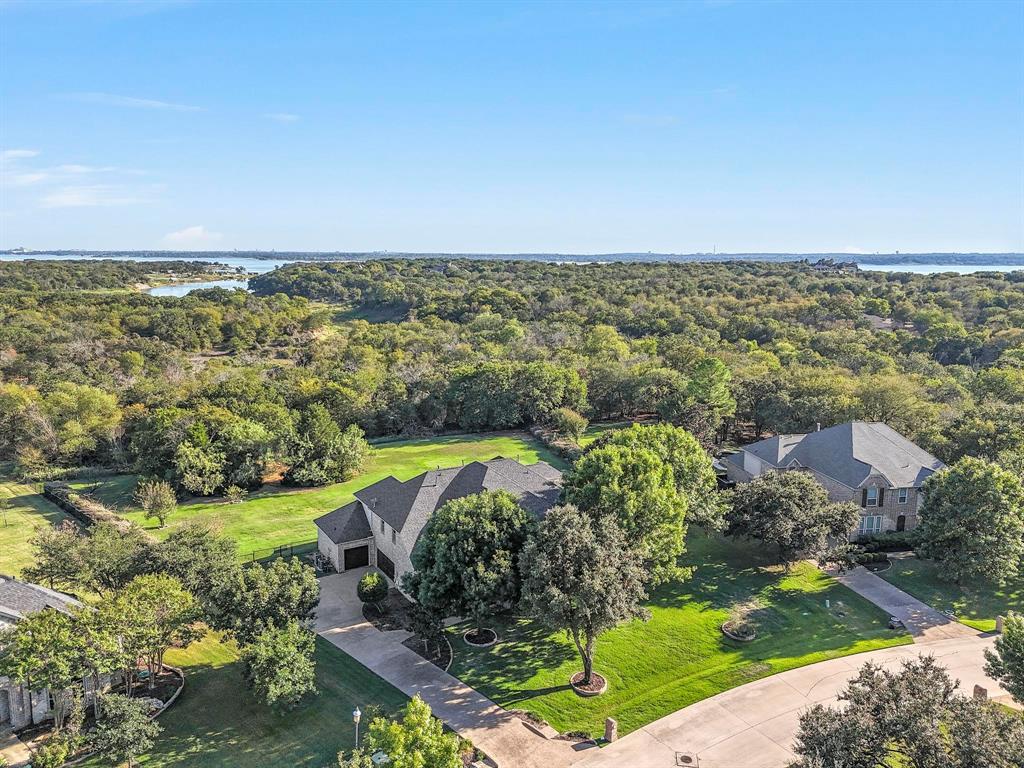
[{"left": 1, "top": 0, "right": 1022, "bottom": 253}]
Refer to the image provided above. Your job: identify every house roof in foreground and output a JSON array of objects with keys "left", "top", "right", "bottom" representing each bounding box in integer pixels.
[
  {"left": 726, "top": 421, "right": 945, "bottom": 489},
  {"left": 0, "top": 576, "right": 81, "bottom": 629},
  {"left": 314, "top": 500, "right": 373, "bottom": 544},
  {"left": 354, "top": 457, "right": 563, "bottom": 534}
]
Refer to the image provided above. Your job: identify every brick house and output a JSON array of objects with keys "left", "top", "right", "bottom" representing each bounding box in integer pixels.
[
  {"left": 314, "top": 457, "right": 562, "bottom": 588},
  {"left": 722, "top": 421, "right": 945, "bottom": 537}
]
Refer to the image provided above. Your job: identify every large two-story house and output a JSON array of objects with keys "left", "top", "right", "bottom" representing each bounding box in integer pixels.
[
  {"left": 722, "top": 421, "right": 945, "bottom": 537},
  {"left": 314, "top": 457, "right": 562, "bottom": 587}
]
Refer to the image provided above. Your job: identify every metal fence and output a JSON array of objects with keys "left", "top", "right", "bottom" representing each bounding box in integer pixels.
[{"left": 247, "top": 539, "right": 318, "bottom": 564}]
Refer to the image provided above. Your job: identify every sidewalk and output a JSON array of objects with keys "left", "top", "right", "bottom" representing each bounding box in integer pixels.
[
  {"left": 316, "top": 570, "right": 592, "bottom": 768},
  {"left": 830, "top": 565, "right": 978, "bottom": 643},
  {"left": 0, "top": 731, "right": 31, "bottom": 768}
]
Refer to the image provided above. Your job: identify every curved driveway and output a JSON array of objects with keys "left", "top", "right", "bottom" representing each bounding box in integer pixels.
[{"left": 575, "top": 634, "right": 1006, "bottom": 768}]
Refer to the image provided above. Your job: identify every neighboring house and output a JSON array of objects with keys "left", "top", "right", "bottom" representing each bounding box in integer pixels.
[
  {"left": 314, "top": 457, "right": 562, "bottom": 588},
  {"left": 723, "top": 421, "right": 945, "bottom": 537},
  {"left": 0, "top": 576, "right": 81, "bottom": 731}
]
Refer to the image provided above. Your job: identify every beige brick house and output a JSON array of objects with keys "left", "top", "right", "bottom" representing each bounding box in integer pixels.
[
  {"left": 723, "top": 421, "right": 945, "bottom": 537},
  {"left": 314, "top": 457, "right": 562, "bottom": 589}
]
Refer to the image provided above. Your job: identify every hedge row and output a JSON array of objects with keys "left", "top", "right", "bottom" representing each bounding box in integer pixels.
[
  {"left": 858, "top": 531, "right": 917, "bottom": 553},
  {"left": 42, "top": 482, "right": 125, "bottom": 528},
  {"left": 529, "top": 425, "right": 582, "bottom": 464}
]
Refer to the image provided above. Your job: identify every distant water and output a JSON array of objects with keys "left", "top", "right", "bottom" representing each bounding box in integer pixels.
[
  {"left": 148, "top": 278, "right": 251, "bottom": 297},
  {"left": 858, "top": 263, "right": 1021, "bottom": 274},
  {"left": 1, "top": 253, "right": 1020, "bottom": 297}
]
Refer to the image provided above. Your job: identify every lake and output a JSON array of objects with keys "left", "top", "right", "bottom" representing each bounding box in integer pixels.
[{"left": 1, "top": 253, "right": 1021, "bottom": 296}]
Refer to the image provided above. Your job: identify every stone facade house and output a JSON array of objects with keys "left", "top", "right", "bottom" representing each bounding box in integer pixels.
[
  {"left": 314, "top": 457, "right": 562, "bottom": 588},
  {"left": 722, "top": 421, "right": 945, "bottom": 537},
  {"left": 0, "top": 577, "right": 83, "bottom": 731}
]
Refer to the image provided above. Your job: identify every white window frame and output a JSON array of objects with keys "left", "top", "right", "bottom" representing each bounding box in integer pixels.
[
  {"left": 897, "top": 488, "right": 909, "bottom": 504},
  {"left": 858, "top": 515, "right": 883, "bottom": 536},
  {"left": 865, "top": 487, "right": 879, "bottom": 507}
]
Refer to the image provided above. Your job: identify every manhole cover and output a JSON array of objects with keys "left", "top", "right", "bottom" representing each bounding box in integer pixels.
[{"left": 675, "top": 753, "right": 699, "bottom": 766}]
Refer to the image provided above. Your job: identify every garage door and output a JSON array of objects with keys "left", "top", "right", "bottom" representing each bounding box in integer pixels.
[
  {"left": 343, "top": 545, "right": 369, "bottom": 571},
  {"left": 377, "top": 551, "right": 395, "bottom": 581}
]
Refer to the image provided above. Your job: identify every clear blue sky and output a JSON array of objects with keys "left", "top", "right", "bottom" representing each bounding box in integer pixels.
[{"left": 1, "top": 0, "right": 1022, "bottom": 253}]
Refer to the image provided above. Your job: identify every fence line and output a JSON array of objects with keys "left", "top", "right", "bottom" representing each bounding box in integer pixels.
[{"left": 248, "top": 539, "right": 318, "bottom": 563}]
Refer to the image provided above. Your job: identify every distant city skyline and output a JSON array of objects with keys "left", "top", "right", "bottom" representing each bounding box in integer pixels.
[{"left": 1, "top": 0, "right": 1022, "bottom": 252}]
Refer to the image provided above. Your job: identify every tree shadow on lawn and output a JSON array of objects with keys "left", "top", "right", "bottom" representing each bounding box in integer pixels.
[
  {"left": 128, "top": 638, "right": 406, "bottom": 768},
  {"left": 452, "top": 617, "right": 576, "bottom": 701}
]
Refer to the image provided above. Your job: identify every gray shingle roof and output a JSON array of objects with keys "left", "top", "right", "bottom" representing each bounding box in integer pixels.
[
  {"left": 313, "top": 500, "right": 373, "bottom": 544},
  {"left": 354, "top": 458, "right": 563, "bottom": 535},
  {"left": 729, "top": 421, "right": 945, "bottom": 488},
  {"left": 0, "top": 576, "right": 81, "bottom": 628}
]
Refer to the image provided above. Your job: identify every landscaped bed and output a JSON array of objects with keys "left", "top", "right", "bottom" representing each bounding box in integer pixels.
[
  {"left": 880, "top": 553, "right": 1022, "bottom": 632},
  {"left": 447, "top": 533, "right": 911, "bottom": 740},
  {"left": 78, "top": 633, "right": 408, "bottom": 768},
  {"left": 67, "top": 432, "right": 562, "bottom": 559}
]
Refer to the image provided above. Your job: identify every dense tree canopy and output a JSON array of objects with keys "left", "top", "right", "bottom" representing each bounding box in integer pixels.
[
  {"left": 916, "top": 457, "right": 1024, "bottom": 584},
  {"left": 726, "top": 472, "right": 861, "bottom": 568},
  {"left": 405, "top": 490, "right": 535, "bottom": 633}
]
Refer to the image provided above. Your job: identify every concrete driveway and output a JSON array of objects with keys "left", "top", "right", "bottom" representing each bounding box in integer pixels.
[
  {"left": 316, "top": 570, "right": 593, "bottom": 768},
  {"left": 575, "top": 635, "right": 1007, "bottom": 768},
  {"left": 832, "top": 564, "right": 977, "bottom": 643}
]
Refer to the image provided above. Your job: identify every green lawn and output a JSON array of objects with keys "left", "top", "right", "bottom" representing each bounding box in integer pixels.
[
  {"left": 0, "top": 465, "right": 77, "bottom": 577},
  {"left": 577, "top": 421, "right": 632, "bottom": 448},
  {"left": 880, "top": 554, "right": 1022, "bottom": 632},
  {"left": 448, "top": 534, "right": 911, "bottom": 739},
  {"left": 80, "top": 633, "right": 408, "bottom": 768},
  {"left": 73, "top": 432, "right": 562, "bottom": 559}
]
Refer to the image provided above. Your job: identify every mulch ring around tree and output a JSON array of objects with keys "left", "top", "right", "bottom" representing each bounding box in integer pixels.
[
  {"left": 569, "top": 671, "right": 608, "bottom": 697},
  {"left": 362, "top": 588, "right": 417, "bottom": 632},
  {"left": 462, "top": 627, "right": 498, "bottom": 647},
  {"left": 721, "top": 620, "right": 757, "bottom": 642},
  {"left": 402, "top": 635, "right": 452, "bottom": 671}
]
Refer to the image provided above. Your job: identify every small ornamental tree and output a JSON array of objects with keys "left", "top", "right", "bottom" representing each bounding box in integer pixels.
[
  {"left": 241, "top": 619, "right": 317, "bottom": 710},
  {"left": 985, "top": 612, "right": 1024, "bottom": 704},
  {"left": 91, "top": 694, "right": 162, "bottom": 768},
  {"left": 549, "top": 407, "right": 588, "bottom": 442},
  {"left": 337, "top": 695, "right": 462, "bottom": 768},
  {"left": 790, "top": 656, "right": 1024, "bottom": 767},
  {"left": 134, "top": 477, "right": 177, "bottom": 528},
  {"left": 357, "top": 571, "right": 389, "bottom": 614},
  {"left": 726, "top": 472, "right": 860, "bottom": 569},
  {"left": 404, "top": 491, "right": 534, "bottom": 638},
  {"left": 916, "top": 457, "right": 1024, "bottom": 584},
  {"left": 119, "top": 574, "right": 203, "bottom": 686},
  {"left": 520, "top": 505, "right": 649, "bottom": 687}
]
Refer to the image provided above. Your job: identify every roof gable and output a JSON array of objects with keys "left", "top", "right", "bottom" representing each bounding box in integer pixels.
[{"left": 736, "top": 421, "right": 944, "bottom": 488}]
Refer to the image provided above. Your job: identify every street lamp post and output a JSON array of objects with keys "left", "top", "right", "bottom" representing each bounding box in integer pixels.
[{"left": 353, "top": 706, "right": 362, "bottom": 749}]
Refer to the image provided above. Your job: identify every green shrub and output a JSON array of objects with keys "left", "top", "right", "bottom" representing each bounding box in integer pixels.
[{"left": 357, "top": 571, "right": 388, "bottom": 611}]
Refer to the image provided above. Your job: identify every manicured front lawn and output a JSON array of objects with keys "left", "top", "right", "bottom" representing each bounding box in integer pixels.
[
  {"left": 74, "top": 432, "right": 561, "bottom": 560},
  {"left": 449, "top": 534, "right": 911, "bottom": 739},
  {"left": 81, "top": 633, "right": 408, "bottom": 768},
  {"left": 880, "top": 554, "right": 1022, "bottom": 632},
  {"left": 0, "top": 465, "right": 77, "bottom": 577}
]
